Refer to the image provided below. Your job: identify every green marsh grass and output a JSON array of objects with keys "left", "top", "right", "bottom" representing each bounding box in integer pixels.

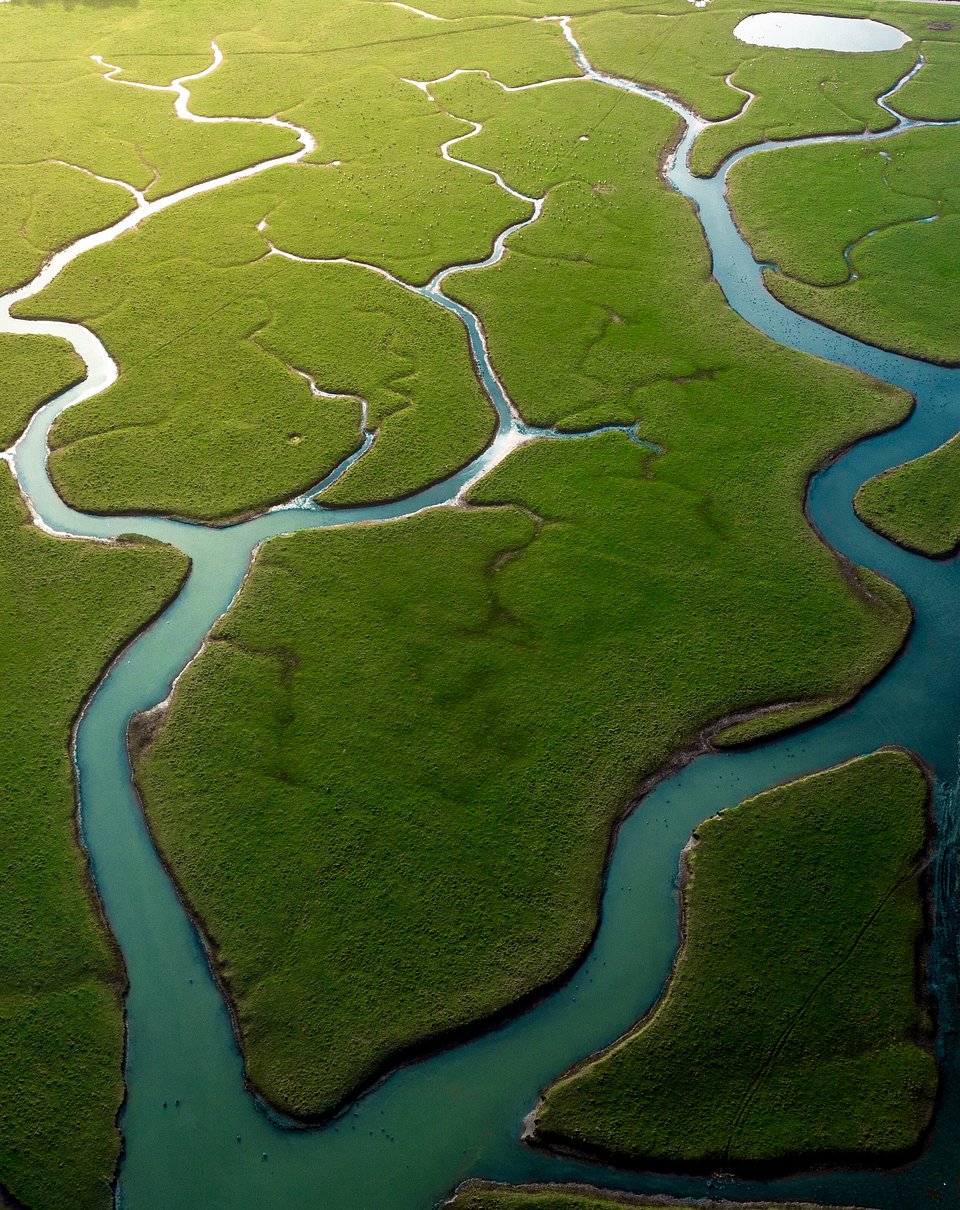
[
  {"left": 730, "top": 125, "right": 960, "bottom": 363},
  {"left": 895, "top": 38, "right": 960, "bottom": 120},
  {"left": 0, "top": 0, "right": 948, "bottom": 1166},
  {"left": 0, "top": 163, "right": 134, "bottom": 296},
  {"left": 17, "top": 188, "right": 497, "bottom": 520},
  {"left": 0, "top": 18, "right": 293, "bottom": 202},
  {"left": 0, "top": 469, "right": 186, "bottom": 1209},
  {"left": 0, "top": 334, "right": 84, "bottom": 449},
  {"left": 856, "top": 434, "right": 960, "bottom": 556},
  {"left": 136, "top": 422, "right": 912, "bottom": 1118},
  {"left": 130, "top": 16, "right": 925, "bottom": 1119},
  {"left": 568, "top": 5, "right": 920, "bottom": 177},
  {"left": 10, "top": 0, "right": 952, "bottom": 520},
  {"left": 535, "top": 751, "right": 936, "bottom": 1168},
  {"left": 567, "top": 0, "right": 960, "bottom": 177}
]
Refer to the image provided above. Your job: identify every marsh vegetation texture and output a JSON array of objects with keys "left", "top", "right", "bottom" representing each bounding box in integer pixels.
[
  {"left": 0, "top": 0, "right": 957, "bottom": 1207},
  {"left": 533, "top": 752, "right": 936, "bottom": 1167},
  {"left": 445, "top": 1186, "right": 866, "bottom": 1210}
]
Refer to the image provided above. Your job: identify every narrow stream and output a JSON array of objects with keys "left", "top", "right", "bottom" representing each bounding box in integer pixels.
[{"left": 4, "top": 18, "right": 960, "bottom": 1209}]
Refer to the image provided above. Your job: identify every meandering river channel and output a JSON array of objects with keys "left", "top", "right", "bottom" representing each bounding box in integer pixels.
[{"left": 4, "top": 16, "right": 960, "bottom": 1208}]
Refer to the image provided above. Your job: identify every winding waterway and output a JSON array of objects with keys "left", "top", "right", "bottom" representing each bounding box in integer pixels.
[{"left": 4, "top": 15, "right": 960, "bottom": 1209}]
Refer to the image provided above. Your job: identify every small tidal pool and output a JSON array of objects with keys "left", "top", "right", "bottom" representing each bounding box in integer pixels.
[{"left": 734, "top": 12, "right": 911, "bottom": 51}]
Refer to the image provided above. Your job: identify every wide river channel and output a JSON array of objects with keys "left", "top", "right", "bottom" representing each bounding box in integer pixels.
[{"left": 5, "top": 17, "right": 960, "bottom": 1210}]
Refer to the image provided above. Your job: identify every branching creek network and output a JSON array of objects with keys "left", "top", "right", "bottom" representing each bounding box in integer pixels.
[{"left": 4, "top": 10, "right": 960, "bottom": 1208}]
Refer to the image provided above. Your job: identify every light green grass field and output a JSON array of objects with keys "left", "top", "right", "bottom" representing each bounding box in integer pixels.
[
  {"left": 9, "top": 0, "right": 955, "bottom": 521},
  {"left": 0, "top": 467, "right": 186, "bottom": 1209},
  {"left": 569, "top": 6, "right": 918, "bottom": 178},
  {"left": 0, "top": 0, "right": 300, "bottom": 386},
  {"left": 488, "top": 0, "right": 960, "bottom": 177},
  {"left": 895, "top": 37, "right": 960, "bottom": 120},
  {"left": 8, "top": 2, "right": 581, "bottom": 520},
  {"left": 0, "top": 13, "right": 294, "bottom": 203},
  {"left": 188, "top": 9, "right": 572, "bottom": 284},
  {"left": 534, "top": 751, "right": 936, "bottom": 1168},
  {"left": 19, "top": 186, "right": 497, "bottom": 520},
  {"left": 0, "top": 164, "right": 134, "bottom": 297}
]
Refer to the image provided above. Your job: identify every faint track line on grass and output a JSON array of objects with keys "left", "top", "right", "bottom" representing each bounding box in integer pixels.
[
  {"left": 577, "top": 13, "right": 685, "bottom": 141},
  {"left": 723, "top": 856, "right": 926, "bottom": 1162}
]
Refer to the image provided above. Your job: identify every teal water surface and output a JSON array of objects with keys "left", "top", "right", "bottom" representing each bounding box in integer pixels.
[{"left": 6, "top": 22, "right": 960, "bottom": 1210}]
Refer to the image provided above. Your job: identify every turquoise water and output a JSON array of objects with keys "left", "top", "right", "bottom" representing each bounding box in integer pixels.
[{"left": 6, "top": 27, "right": 960, "bottom": 1210}]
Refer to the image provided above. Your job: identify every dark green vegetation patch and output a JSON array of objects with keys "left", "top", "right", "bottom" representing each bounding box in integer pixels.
[
  {"left": 533, "top": 751, "right": 936, "bottom": 1170},
  {"left": 856, "top": 434, "right": 960, "bottom": 557},
  {"left": 135, "top": 414, "right": 912, "bottom": 1120}
]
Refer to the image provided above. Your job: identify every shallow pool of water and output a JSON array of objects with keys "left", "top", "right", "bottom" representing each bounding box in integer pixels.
[{"left": 734, "top": 12, "right": 911, "bottom": 51}]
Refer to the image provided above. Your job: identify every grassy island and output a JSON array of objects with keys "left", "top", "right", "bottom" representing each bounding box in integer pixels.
[
  {"left": 856, "top": 435, "right": 960, "bottom": 557},
  {"left": 532, "top": 750, "right": 936, "bottom": 1172},
  {"left": 445, "top": 1183, "right": 869, "bottom": 1210}
]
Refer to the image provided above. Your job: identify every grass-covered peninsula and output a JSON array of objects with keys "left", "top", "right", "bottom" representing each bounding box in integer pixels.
[
  {"left": 728, "top": 125, "right": 960, "bottom": 365},
  {"left": 445, "top": 1183, "right": 868, "bottom": 1210},
  {"left": 856, "top": 434, "right": 960, "bottom": 557},
  {"left": 0, "top": 466, "right": 186, "bottom": 1209},
  {"left": 532, "top": 751, "right": 936, "bottom": 1171}
]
